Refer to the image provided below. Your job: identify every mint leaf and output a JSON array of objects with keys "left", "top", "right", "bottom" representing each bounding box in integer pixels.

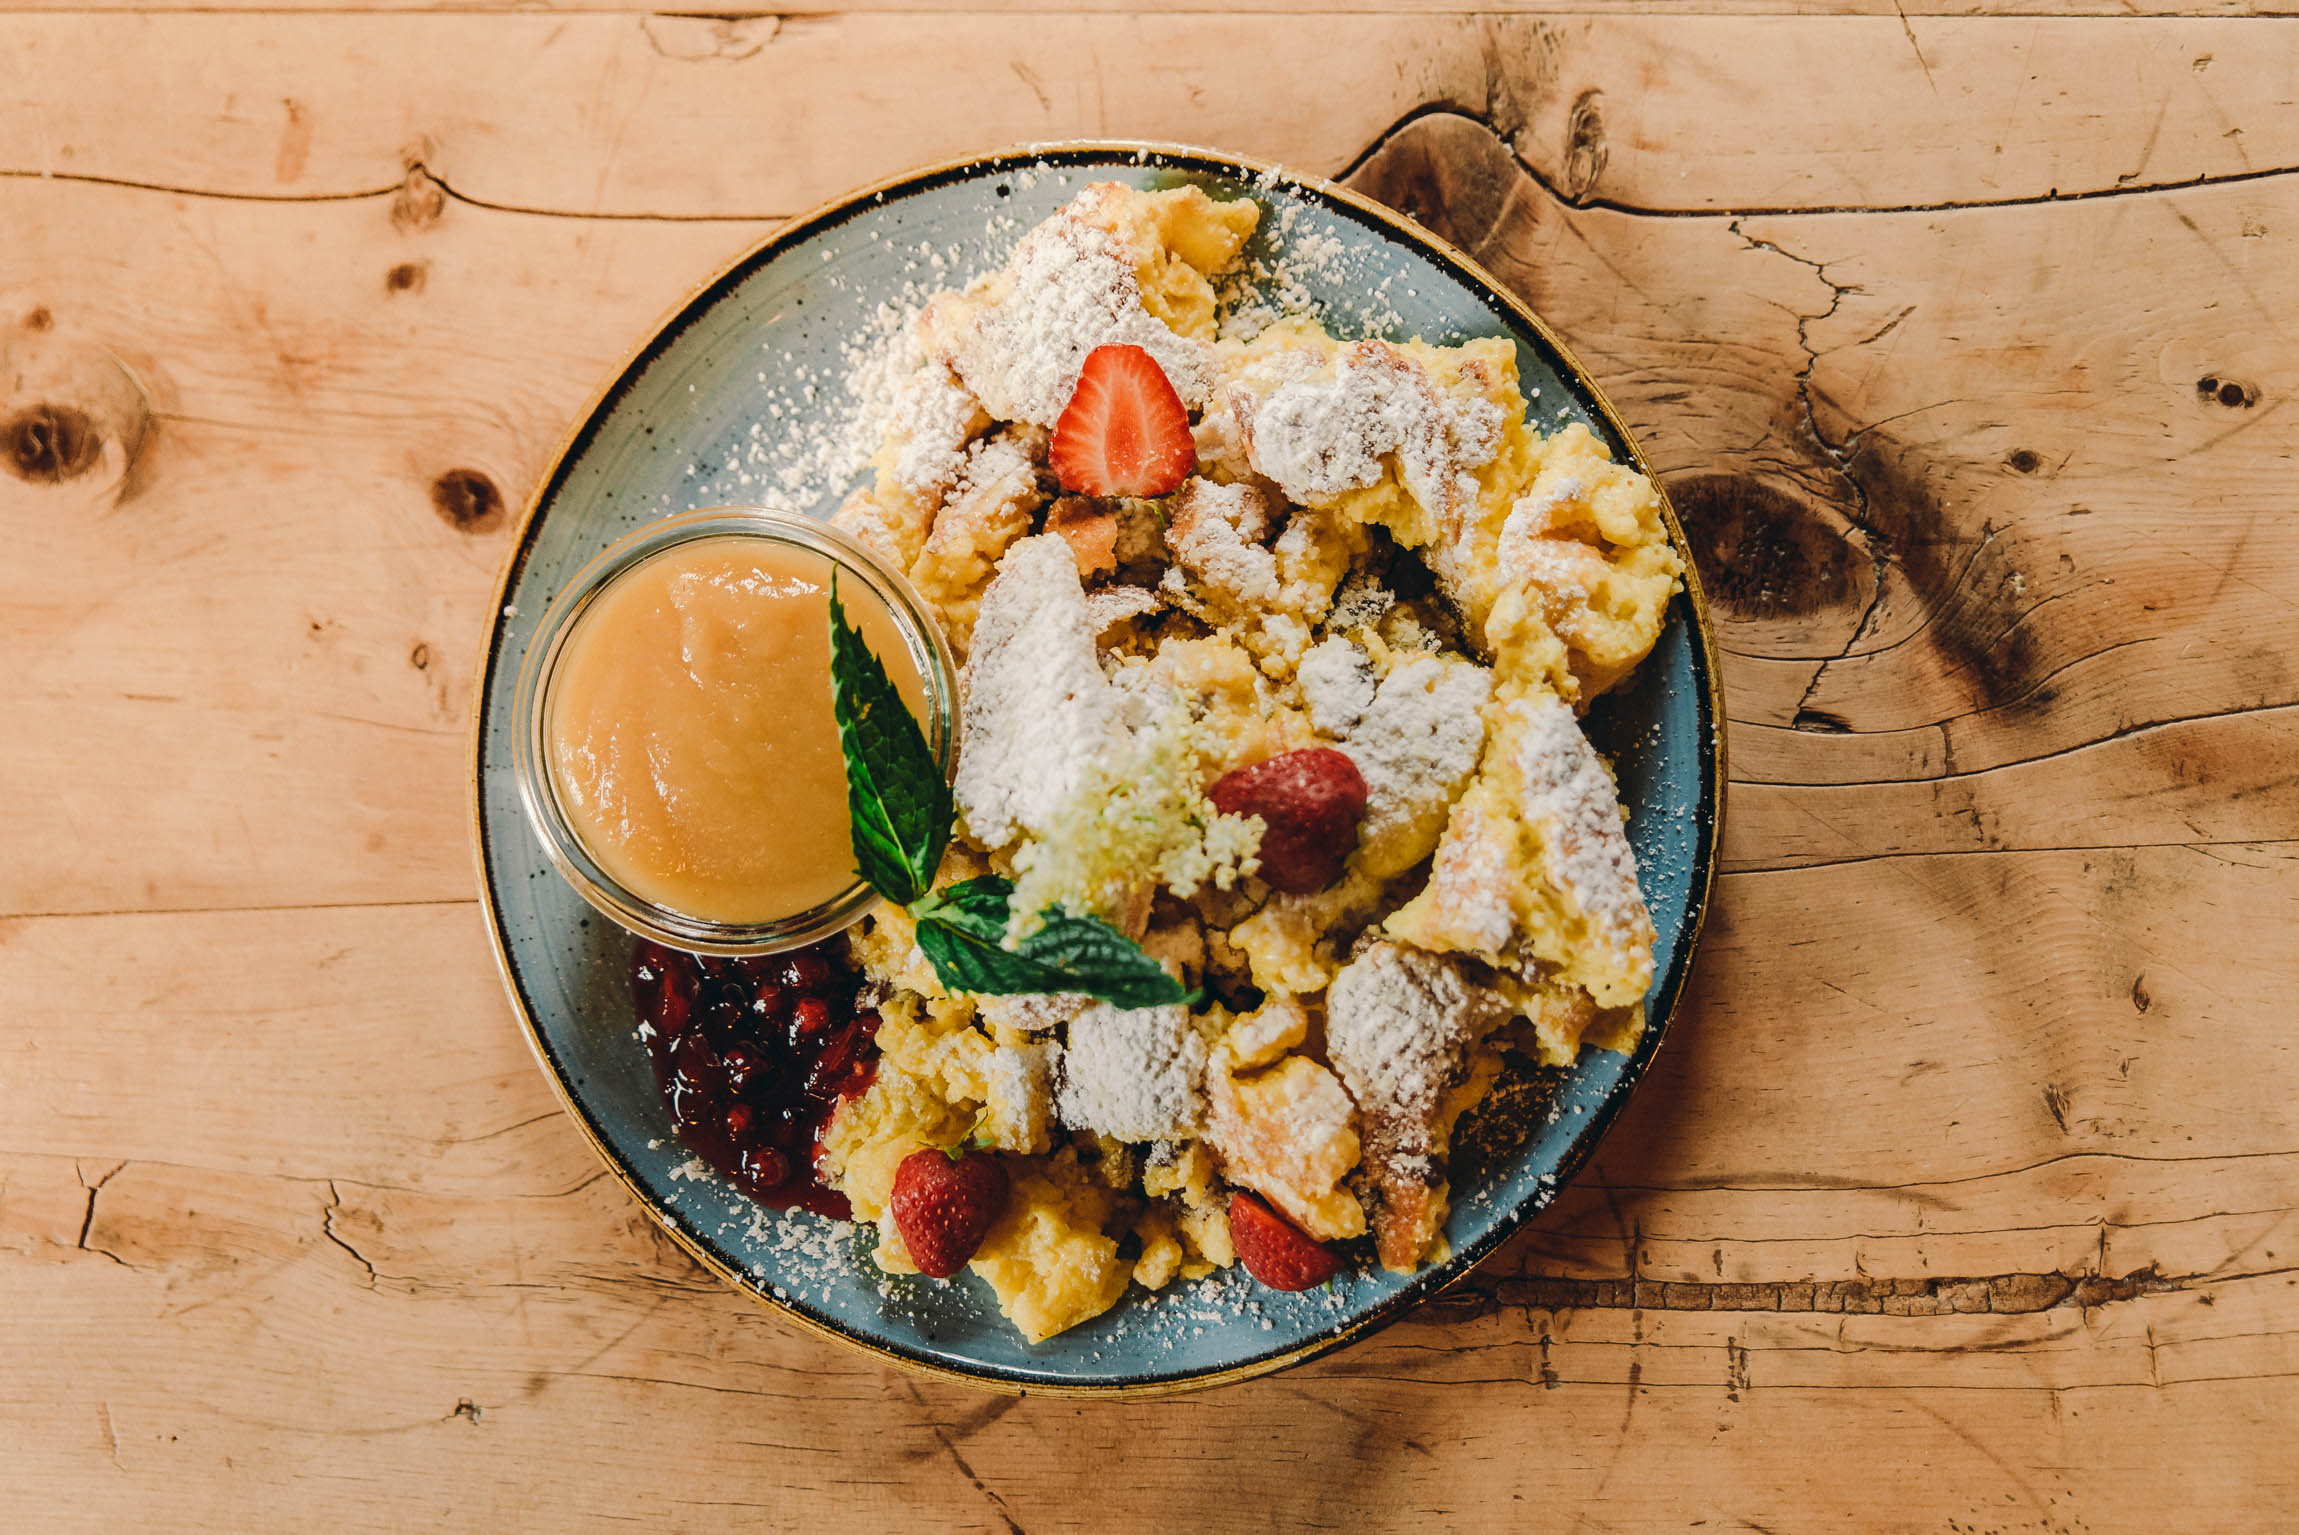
[
  {"left": 912, "top": 880, "right": 1071, "bottom": 996},
  {"left": 828, "top": 575, "right": 952, "bottom": 907},
  {"left": 912, "top": 876, "right": 1188, "bottom": 1010},
  {"left": 910, "top": 875, "right": 1021, "bottom": 933},
  {"left": 1014, "top": 906, "right": 1194, "bottom": 1010}
]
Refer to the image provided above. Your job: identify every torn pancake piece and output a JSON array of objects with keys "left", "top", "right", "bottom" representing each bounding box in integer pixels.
[
  {"left": 1327, "top": 648, "right": 1493, "bottom": 880},
  {"left": 952, "top": 534, "right": 1131, "bottom": 851},
  {"left": 1053, "top": 1001, "right": 1208, "bottom": 1144},
  {"left": 1324, "top": 941, "right": 1512, "bottom": 1271},
  {"left": 1386, "top": 690, "right": 1655, "bottom": 1009}
]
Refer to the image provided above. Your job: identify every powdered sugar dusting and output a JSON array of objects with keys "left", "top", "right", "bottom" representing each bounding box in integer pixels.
[
  {"left": 1325, "top": 942, "right": 1509, "bottom": 1158},
  {"left": 1247, "top": 342, "right": 1502, "bottom": 525},
  {"left": 733, "top": 300, "right": 931, "bottom": 510},
  {"left": 938, "top": 211, "right": 1215, "bottom": 426},
  {"left": 980, "top": 1038, "right": 1056, "bottom": 1153},
  {"left": 1218, "top": 198, "right": 1405, "bottom": 341},
  {"left": 1323, "top": 577, "right": 1396, "bottom": 635},
  {"left": 1502, "top": 476, "right": 1588, "bottom": 542},
  {"left": 1054, "top": 1002, "right": 1207, "bottom": 1142},
  {"left": 1334, "top": 650, "right": 1492, "bottom": 857},
  {"left": 977, "top": 992, "right": 1087, "bottom": 1033},
  {"left": 1297, "top": 635, "right": 1379, "bottom": 737},
  {"left": 1080, "top": 584, "right": 1163, "bottom": 638},
  {"left": 1400, "top": 789, "right": 1521, "bottom": 957},
  {"left": 1496, "top": 476, "right": 1615, "bottom": 599},
  {"left": 1508, "top": 693, "right": 1654, "bottom": 977},
  {"left": 885, "top": 359, "right": 984, "bottom": 493},
  {"left": 953, "top": 535, "right": 1131, "bottom": 850},
  {"left": 588, "top": 157, "right": 1678, "bottom": 1364},
  {"left": 1392, "top": 692, "right": 1653, "bottom": 1000},
  {"left": 1500, "top": 536, "right": 1608, "bottom": 603},
  {"left": 1165, "top": 478, "right": 1280, "bottom": 607}
]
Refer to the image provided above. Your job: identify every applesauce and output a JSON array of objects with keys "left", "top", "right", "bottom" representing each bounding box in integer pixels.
[{"left": 544, "top": 533, "right": 931, "bottom": 927}]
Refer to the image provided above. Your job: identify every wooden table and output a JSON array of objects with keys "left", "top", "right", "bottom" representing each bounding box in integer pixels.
[{"left": 5, "top": 5, "right": 2294, "bottom": 1528}]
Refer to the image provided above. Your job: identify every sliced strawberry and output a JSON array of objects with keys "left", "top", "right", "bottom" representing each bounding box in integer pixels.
[
  {"left": 890, "top": 1146, "right": 1011, "bottom": 1278},
  {"left": 1049, "top": 343, "right": 1196, "bottom": 498},
  {"left": 1228, "top": 1190, "right": 1342, "bottom": 1291}
]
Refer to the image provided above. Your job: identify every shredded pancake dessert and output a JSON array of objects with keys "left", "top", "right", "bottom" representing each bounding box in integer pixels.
[{"left": 626, "top": 180, "right": 1683, "bottom": 1343}]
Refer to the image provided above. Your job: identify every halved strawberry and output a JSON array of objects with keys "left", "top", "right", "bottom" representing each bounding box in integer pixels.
[
  {"left": 1048, "top": 344, "right": 1196, "bottom": 498},
  {"left": 1228, "top": 1190, "right": 1342, "bottom": 1291}
]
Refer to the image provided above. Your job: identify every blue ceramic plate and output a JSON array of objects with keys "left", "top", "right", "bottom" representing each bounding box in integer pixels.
[{"left": 472, "top": 144, "right": 1722, "bottom": 1396}]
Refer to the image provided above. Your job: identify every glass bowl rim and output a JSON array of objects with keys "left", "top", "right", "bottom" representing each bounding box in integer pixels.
[{"left": 507, "top": 503, "right": 958, "bottom": 956}]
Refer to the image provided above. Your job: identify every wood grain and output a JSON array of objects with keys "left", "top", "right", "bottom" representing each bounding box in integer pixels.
[
  {"left": 2, "top": 6, "right": 2296, "bottom": 1530},
  {"left": 3, "top": 17, "right": 2294, "bottom": 215},
  {"left": 4, "top": 0, "right": 2284, "bottom": 19}
]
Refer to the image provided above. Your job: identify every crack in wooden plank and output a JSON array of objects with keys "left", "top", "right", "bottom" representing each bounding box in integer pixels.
[
  {"left": 1724, "top": 216, "right": 1890, "bottom": 722},
  {"left": 5, "top": 836, "right": 2291, "bottom": 920},
  {"left": 74, "top": 1160, "right": 131, "bottom": 1269},
  {"left": 1326, "top": 1368, "right": 2299, "bottom": 1394},
  {"left": 1721, "top": 837, "right": 2299, "bottom": 877},
  {"left": 1340, "top": 103, "right": 2299, "bottom": 218},
  {"left": 1721, "top": 510, "right": 2008, "bottom": 672},
  {"left": 0, "top": 3, "right": 2295, "bottom": 11},
  {"left": 0, "top": 167, "right": 401, "bottom": 204},
  {"left": 444, "top": 1111, "right": 565, "bottom": 1147},
  {"left": 0, "top": 1151, "right": 616, "bottom": 1204},
  {"left": 11, "top": 98, "right": 2299, "bottom": 223},
  {"left": 1889, "top": 0, "right": 1941, "bottom": 96},
  {"left": 1579, "top": 1144, "right": 2299, "bottom": 1196},
  {"left": 1520, "top": 1202, "right": 2298, "bottom": 1251},
  {"left": 320, "top": 1179, "right": 382, "bottom": 1289},
  {"left": 37, "top": 1146, "right": 2277, "bottom": 1211},
  {"left": 1714, "top": 509, "right": 1994, "bottom": 666},
  {"left": 0, "top": 162, "right": 784, "bottom": 223},
  {"left": 0, "top": 898, "right": 482, "bottom": 921},
  {"left": 1720, "top": 698, "right": 2299, "bottom": 791},
  {"left": 1443, "top": 1262, "right": 2267, "bottom": 1318}
]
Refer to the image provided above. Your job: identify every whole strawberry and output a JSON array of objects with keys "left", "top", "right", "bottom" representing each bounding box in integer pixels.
[
  {"left": 1208, "top": 747, "right": 1369, "bottom": 894},
  {"left": 890, "top": 1146, "right": 1011, "bottom": 1279},
  {"left": 1227, "top": 1191, "right": 1341, "bottom": 1291}
]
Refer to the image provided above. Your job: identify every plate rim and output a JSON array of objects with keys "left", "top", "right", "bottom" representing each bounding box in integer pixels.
[{"left": 467, "top": 139, "right": 1727, "bottom": 1399}]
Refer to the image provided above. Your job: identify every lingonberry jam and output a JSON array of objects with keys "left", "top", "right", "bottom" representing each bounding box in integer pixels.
[{"left": 630, "top": 936, "right": 879, "bottom": 1220}]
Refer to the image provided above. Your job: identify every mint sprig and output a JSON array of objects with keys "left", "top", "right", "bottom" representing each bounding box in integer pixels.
[
  {"left": 911, "top": 877, "right": 1190, "bottom": 1011},
  {"left": 828, "top": 578, "right": 952, "bottom": 906},
  {"left": 827, "top": 583, "right": 1187, "bottom": 1010}
]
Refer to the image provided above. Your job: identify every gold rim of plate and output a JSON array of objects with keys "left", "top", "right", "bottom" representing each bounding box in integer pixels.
[{"left": 465, "top": 140, "right": 1729, "bottom": 1400}]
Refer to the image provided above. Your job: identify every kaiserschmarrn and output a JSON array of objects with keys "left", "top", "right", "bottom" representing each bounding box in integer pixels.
[{"left": 813, "top": 180, "right": 1681, "bottom": 1341}]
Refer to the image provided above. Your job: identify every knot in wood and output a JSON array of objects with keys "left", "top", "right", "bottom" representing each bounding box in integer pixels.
[
  {"left": 4, "top": 404, "right": 101, "bottom": 484},
  {"left": 1, "top": 324, "right": 154, "bottom": 498},
  {"left": 1670, "top": 472, "right": 1858, "bottom": 619},
  {"left": 1346, "top": 113, "right": 1521, "bottom": 260},
  {"left": 2194, "top": 374, "right": 2258, "bottom": 410},
  {"left": 431, "top": 468, "right": 505, "bottom": 534},
  {"left": 1563, "top": 90, "right": 1609, "bottom": 206},
  {"left": 393, "top": 163, "right": 448, "bottom": 233}
]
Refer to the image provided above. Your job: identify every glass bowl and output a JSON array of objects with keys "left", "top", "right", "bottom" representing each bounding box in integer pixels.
[{"left": 508, "top": 504, "right": 957, "bottom": 955}]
